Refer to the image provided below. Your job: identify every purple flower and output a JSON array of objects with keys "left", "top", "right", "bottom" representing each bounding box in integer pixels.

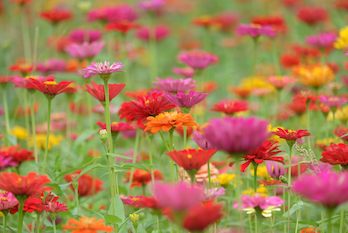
[
  {"left": 36, "top": 58, "right": 66, "bottom": 74},
  {"left": 0, "top": 192, "right": 18, "bottom": 211},
  {"left": 68, "top": 29, "right": 102, "bottom": 43},
  {"left": 172, "top": 67, "right": 195, "bottom": 78},
  {"left": 203, "top": 116, "right": 269, "bottom": 156},
  {"left": 75, "top": 69, "right": 90, "bottom": 78},
  {"left": 65, "top": 42, "right": 105, "bottom": 60},
  {"left": 292, "top": 171, "right": 348, "bottom": 208},
  {"left": 153, "top": 78, "right": 196, "bottom": 93},
  {"left": 0, "top": 156, "right": 17, "bottom": 170},
  {"left": 305, "top": 33, "right": 337, "bottom": 49},
  {"left": 236, "top": 24, "right": 276, "bottom": 38},
  {"left": 164, "top": 91, "right": 209, "bottom": 109},
  {"left": 154, "top": 182, "right": 203, "bottom": 211},
  {"left": 191, "top": 131, "right": 217, "bottom": 150},
  {"left": 179, "top": 50, "right": 218, "bottom": 70},
  {"left": 319, "top": 95, "right": 348, "bottom": 108},
  {"left": 233, "top": 194, "right": 284, "bottom": 210},
  {"left": 265, "top": 160, "right": 285, "bottom": 179},
  {"left": 138, "top": 0, "right": 166, "bottom": 13},
  {"left": 307, "top": 161, "right": 333, "bottom": 174},
  {"left": 202, "top": 187, "right": 225, "bottom": 202},
  {"left": 83, "top": 61, "right": 126, "bottom": 78}
]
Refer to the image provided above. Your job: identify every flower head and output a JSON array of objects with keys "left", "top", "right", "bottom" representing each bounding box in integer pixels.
[
  {"left": 85, "top": 81, "right": 126, "bottom": 103},
  {"left": 164, "top": 91, "right": 209, "bottom": 109},
  {"left": 83, "top": 61, "right": 126, "bottom": 79},
  {"left": 64, "top": 171, "right": 103, "bottom": 197},
  {"left": 179, "top": 50, "right": 218, "bottom": 70},
  {"left": 296, "top": 65, "right": 335, "bottom": 88},
  {"left": 105, "top": 20, "right": 140, "bottom": 34},
  {"left": 27, "top": 79, "right": 74, "bottom": 99},
  {"left": 172, "top": 67, "right": 195, "bottom": 78},
  {"left": 211, "top": 100, "right": 248, "bottom": 115},
  {"left": 306, "top": 33, "right": 337, "bottom": 48},
  {"left": 0, "top": 192, "right": 18, "bottom": 211},
  {"left": 296, "top": 7, "right": 328, "bottom": 25},
  {"left": 0, "top": 145, "right": 34, "bottom": 165},
  {"left": 153, "top": 78, "right": 196, "bottom": 93},
  {"left": 40, "top": 8, "right": 72, "bottom": 24},
  {"left": 319, "top": 95, "right": 347, "bottom": 108},
  {"left": 236, "top": 24, "right": 276, "bottom": 38},
  {"left": 191, "top": 131, "right": 217, "bottom": 150},
  {"left": 136, "top": 25, "right": 169, "bottom": 42},
  {"left": 320, "top": 143, "right": 348, "bottom": 168},
  {"left": 267, "top": 76, "right": 296, "bottom": 90},
  {"left": 272, "top": 128, "right": 310, "bottom": 146},
  {"left": 63, "top": 216, "right": 113, "bottom": 232},
  {"left": 133, "top": 196, "right": 161, "bottom": 210},
  {"left": 96, "top": 122, "right": 133, "bottom": 133},
  {"left": 36, "top": 58, "right": 66, "bottom": 74},
  {"left": 124, "top": 169, "right": 162, "bottom": 188},
  {"left": 68, "top": 29, "right": 102, "bottom": 43},
  {"left": 65, "top": 42, "right": 105, "bottom": 60},
  {"left": 138, "top": 0, "right": 166, "bottom": 13},
  {"left": 265, "top": 160, "right": 285, "bottom": 179},
  {"left": 214, "top": 174, "right": 236, "bottom": 188}
]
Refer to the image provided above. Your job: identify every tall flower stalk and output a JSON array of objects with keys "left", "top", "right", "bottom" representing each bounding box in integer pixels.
[
  {"left": 42, "top": 98, "right": 52, "bottom": 174},
  {"left": 1, "top": 84, "right": 10, "bottom": 146}
]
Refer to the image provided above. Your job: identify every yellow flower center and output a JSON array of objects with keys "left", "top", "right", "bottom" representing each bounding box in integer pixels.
[
  {"left": 187, "top": 154, "right": 192, "bottom": 159},
  {"left": 25, "top": 76, "right": 38, "bottom": 80},
  {"left": 44, "top": 81, "right": 57, "bottom": 85},
  {"left": 145, "top": 100, "right": 150, "bottom": 104}
]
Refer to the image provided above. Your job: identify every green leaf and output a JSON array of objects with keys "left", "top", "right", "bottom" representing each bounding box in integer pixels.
[
  {"left": 104, "top": 214, "right": 122, "bottom": 224},
  {"left": 73, "top": 129, "right": 96, "bottom": 149},
  {"left": 119, "top": 163, "right": 151, "bottom": 174},
  {"left": 76, "top": 163, "right": 107, "bottom": 180},
  {"left": 108, "top": 153, "right": 134, "bottom": 160},
  {"left": 339, "top": 133, "right": 348, "bottom": 139},
  {"left": 107, "top": 195, "right": 125, "bottom": 221},
  {"left": 83, "top": 155, "right": 105, "bottom": 167},
  {"left": 54, "top": 155, "right": 61, "bottom": 174},
  {"left": 137, "top": 224, "right": 146, "bottom": 233},
  {"left": 56, "top": 167, "right": 83, "bottom": 181},
  {"left": 282, "top": 201, "right": 303, "bottom": 218}
]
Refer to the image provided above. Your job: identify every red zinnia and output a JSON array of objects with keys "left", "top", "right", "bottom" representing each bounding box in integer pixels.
[
  {"left": 133, "top": 196, "right": 161, "bottom": 210},
  {"left": 182, "top": 204, "right": 224, "bottom": 232},
  {"left": 96, "top": 121, "right": 134, "bottom": 133},
  {"left": 334, "top": 126, "right": 348, "bottom": 142},
  {"left": 124, "top": 169, "right": 163, "bottom": 188},
  {"left": 166, "top": 149, "right": 218, "bottom": 171},
  {"left": 292, "top": 45, "right": 321, "bottom": 59},
  {"left": 296, "top": 7, "right": 328, "bottom": 25},
  {"left": 211, "top": 100, "right": 248, "bottom": 115},
  {"left": 85, "top": 81, "right": 126, "bottom": 103},
  {"left": 320, "top": 143, "right": 348, "bottom": 167},
  {"left": 287, "top": 98, "right": 307, "bottom": 116},
  {"left": 10, "top": 194, "right": 45, "bottom": 214},
  {"left": 27, "top": 79, "right": 74, "bottom": 98},
  {"left": 251, "top": 15, "right": 287, "bottom": 32},
  {"left": 9, "top": 63, "right": 33, "bottom": 75},
  {"left": 240, "top": 140, "right": 284, "bottom": 172},
  {"left": 40, "top": 9, "right": 72, "bottom": 24},
  {"left": 65, "top": 171, "right": 103, "bottom": 197},
  {"left": 118, "top": 93, "right": 175, "bottom": 123},
  {"left": 273, "top": 128, "right": 310, "bottom": 142},
  {"left": 0, "top": 172, "right": 50, "bottom": 196},
  {"left": 0, "top": 145, "right": 34, "bottom": 164},
  {"left": 105, "top": 20, "right": 140, "bottom": 34},
  {"left": 280, "top": 54, "right": 300, "bottom": 68}
]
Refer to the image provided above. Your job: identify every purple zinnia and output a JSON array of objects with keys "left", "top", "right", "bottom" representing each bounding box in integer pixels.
[
  {"left": 138, "top": 0, "right": 166, "bottom": 13},
  {"left": 172, "top": 67, "right": 195, "bottom": 78},
  {"left": 154, "top": 182, "right": 203, "bottom": 211},
  {"left": 203, "top": 116, "right": 269, "bottom": 156},
  {"left": 265, "top": 160, "right": 285, "bottom": 179},
  {"left": 307, "top": 161, "right": 333, "bottom": 174},
  {"left": 191, "top": 131, "right": 217, "bottom": 150},
  {"left": 36, "top": 58, "right": 66, "bottom": 74},
  {"left": 164, "top": 90, "right": 209, "bottom": 111},
  {"left": 153, "top": 78, "right": 196, "bottom": 93},
  {"left": 236, "top": 24, "right": 276, "bottom": 38},
  {"left": 319, "top": 95, "right": 348, "bottom": 108},
  {"left": 68, "top": 29, "right": 102, "bottom": 44},
  {"left": 292, "top": 171, "right": 348, "bottom": 208},
  {"left": 179, "top": 50, "right": 218, "bottom": 70},
  {"left": 83, "top": 61, "right": 126, "bottom": 79},
  {"left": 65, "top": 41, "right": 105, "bottom": 60},
  {"left": 305, "top": 33, "right": 337, "bottom": 49}
]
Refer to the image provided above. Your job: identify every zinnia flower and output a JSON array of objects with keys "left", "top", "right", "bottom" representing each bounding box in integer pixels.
[
  {"left": 63, "top": 216, "right": 113, "bottom": 232},
  {"left": 320, "top": 143, "right": 348, "bottom": 169},
  {"left": 85, "top": 81, "right": 126, "bottom": 103},
  {"left": 265, "top": 160, "right": 285, "bottom": 179},
  {"left": 334, "top": 26, "right": 348, "bottom": 49},
  {"left": 0, "top": 145, "right": 34, "bottom": 165},
  {"left": 27, "top": 79, "right": 74, "bottom": 99},
  {"left": 179, "top": 50, "right": 218, "bottom": 70},
  {"left": 65, "top": 42, "right": 105, "bottom": 60},
  {"left": 292, "top": 171, "right": 348, "bottom": 208},
  {"left": 0, "top": 172, "right": 50, "bottom": 197},
  {"left": 236, "top": 24, "right": 276, "bottom": 38},
  {"left": 172, "top": 67, "right": 195, "bottom": 78},
  {"left": 211, "top": 100, "right": 248, "bottom": 115},
  {"left": 83, "top": 61, "right": 126, "bottom": 79},
  {"left": 124, "top": 169, "right": 163, "bottom": 188},
  {"left": 133, "top": 196, "right": 161, "bottom": 210},
  {"left": 136, "top": 25, "right": 169, "bottom": 42},
  {"left": 306, "top": 33, "right": 337, "bottom": 49},
  {"left": 191, "top": 131, "right": 217, "bottom": 150},
  {"left": 296, "top": 7, "right": 328, "bottom": 25},
  {"left": 267, "top": 76, "right": 296, "bottom": 90},
  {"left": 272, "top": 128, "right": 310, "bottom": 146},
  {"left": 40, "top": 8, "right": 72, "bottom": 24},
  {"left": 203, "top": 116, "right": 269, "bottom": 156},
  {"left": 68, "top": 29, "right": 102, "bottom": 44},
  {"left": 164, "top": 90, "right": 209, "bottom": 111},
  {"left": 96, "top": 122, "right": 133, "bottom": 135},
  {"left": 144, "top": 111, "right": 197, "bottom": 133},
  {"left": 296, "top": 65, "right": 335, "bottom": 88},
  {"left": 0, "top": 192, "right": 18, "bottom": 211},
  {"left": 105, "top": 20, "right": 140, "bottom": 34},
  {"left": 319, "top": 95, "right": 347, "bottom": 108},
  {"left": 138, "top": 0, "right": 166, "bottom": 13},
  {"left": 153, "top": 77, "right": 196, "bottom": 93},
  {"left": 333, "top": 126, "right": 348, "bottom": 142},
  {"left": 65, "top": 171, "right": 103, "bottom": 197},
  {"left": 9, "top": 63, "right": 33, "bottom": 76},
  {"left": 36, "top": 58, "right": 66, "bottom": 74}
]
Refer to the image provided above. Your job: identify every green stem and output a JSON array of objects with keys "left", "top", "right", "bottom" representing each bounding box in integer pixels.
[
  {"left": 86, "top": 92, "right": 94, "bottom": 131},
  {"left": 30, "top": 94, "right": 38, "bottom": 171},
  {"left": 327, "top": 210, "right": 333, "bottom": 233},
  {"left": 321, "top": 211, "right": 325, "bottom": 233},
  {"left": 339, "top": 209, "right": 344, "bottom": 233},
  {"left": 183, "top": 126, "right": 187, "bottom": 148},
  {"left": 106, "top": 154, "right": 116, "bottom": 216},
  {"left": 20, "top": 5, "right": 31, "bottom": 62},
  {"left": 75, "top": 187, "right": 80, "bottom": 215},
  {"left": 159, "top": 131, "right": 169, "bottom": 151},
  {"left": 169, "top": 130, "right": 175, "bottom": 182},
  {"left": 235, "top": 159, "right": 244, "bottom": 230},
  {"left": 148, "top": 15, "right": 157, "bottom": 83},
  {"left": 23, "top": 89, "right": 30, "bottom": 147},
  {"left": 42, "top": 98, "right": 52, "bottom": 175},
  {"left": 253, "top": 163, "right": 258, "bottom": 193},
  {"left": 283, "top": 189, "right": 286, "bottom": 233},
  {"left": 17, "top": 197, "right": 25, "bottom": 233},
  {"left": 306, "top": 103, "right": 311, "bottom": 150},
  {"left": 39, "top": 212, "right": 48, "bottom": 230},
  {"left": 103, "top": 80, "right": 114, "bottom": 153},
  {"left": 3, "top": 214, "right": 6, "bottom": 233},
  {"left": 2, "top": 86, "right": 10, "bottom": 146},
  {"left": 36, "top": 213, "right": 40, "bottom": 233},
  {"left": 149, "top": 136, "right": 155, "bottom": 186},
  {"left": 128, "top": 129, "right": 140, "bottom": 193},
  {"left": 272, "top": 39, "right": 281, "bottom": 75},
  {"left": 157, "top": 215, "right": 160, "bottom": 232},
  {"left": 53, "top": 220, "right": 57, "bottom": 233},
  {"left": 287, "top": 145, "right": 293, "bottom": 233}
]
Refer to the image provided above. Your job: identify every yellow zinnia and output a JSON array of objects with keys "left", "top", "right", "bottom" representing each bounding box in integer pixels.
[
  {"left": 214, "top": 173, "right": 236, "bottom": 188},
  {"left": 10, "top": 126, "right": 28, "bottom": 140},
  {"left": 327, "top": 106, "right": 348, "bottom": 123},
  {"left": 334, "top": 26, "right": 348, "bottom": 49},
  {"left": 250, "top": 165, "right": 269, "bottom": 179},
  {"left": 296, "top": 65, "right": 334, "bottom": 88},
  {"left": 30, "top": 134, "right": 63, "bottom": 150},
  {"left": 240, "top": 76, "right": 275, "bottom": 92}
]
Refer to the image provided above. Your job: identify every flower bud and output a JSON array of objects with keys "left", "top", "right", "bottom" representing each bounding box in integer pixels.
[
  {"left": 130, "top": 214, "right": 139, "bottom": 229},
  {"left": 279, "top": 175, "right": 288, "bottom": 184},
  {"left": 99, "top": 129, "right": 108, "bottom": 144}
]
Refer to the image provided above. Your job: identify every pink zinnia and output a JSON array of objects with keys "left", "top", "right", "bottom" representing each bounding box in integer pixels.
[
  {"left": 136, "top": 25, "right": 170, "bottom": 42},
  {"left": 172, "top": 67, "right": 195, "bottom": 78},
  {"left": 0, "top": 192, "right": 18, "bottom": 211},
  {"left": 236, "top": 24, "right": 276, "bottom": 38},
  {"left": 83, "top": 61, "right": 126, "bottom": 79},
  {"left": 179, "top": 50, "right": 218, "bottom": 70},
  {"left": 267, "top": 76, "right": 296, "bottom": 89},
  {"left": 68, "top": 29, "right": 102, "bottom": 43},
  {"left": 164, "top": 90, "right": 209, "bottom": 108},
  {"left": 319, "top": 95, "right": 348, "bottom": 108},
  {"left": 138, "top": 0, "right": 166, "bottom": 13},
  {"left": 36, "top": 58, "right": 66, "bottom": 74},
  {"left": 233, "top": 194, "right": 284, "bottom": 210},
  {"left": 153, "top": 77, "right": 196, "bottom": 93},
  {"left": 65, "top": 42, "right": 105, "bottom": 60},
  {"left": 11, "top": 75, "right": 51, "bottom": 89}
]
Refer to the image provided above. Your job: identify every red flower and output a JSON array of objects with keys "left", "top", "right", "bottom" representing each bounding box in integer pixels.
[
  {"left": 65, "top": 171, "right": 103, "bottom": 197},
  {"left": 105, "top": 20, "right": 140, "bottom": 34},
  {"left": 287, "top": 98, "right": 307, "bottom": 116},
  {"left": 292, "top": 45, "right": 321, "bottom": 59},
  {"left": 11, "top": 194, "right": 45, "bottom": 214},
  {"left": 240, "top": 140, "right": 284, "bottom": 172},
  {"left": 203, "top": 81, "right": 218, "bottom": 93},
  {"left": 85, "top": 81, "right": 126, "bottom": 103},
  {"left": 96, "top": 121, "right": 134, "bottom": 133},
  {"left": 44, "top": 192, "right": 68, "bottom": 213},
  {"left": 280, "top": 54, "right": 300, "bottom": 68},
  {"left": 295, "top": 91, "right": 318, "bottom": 104},
  {"left": 211, "top": 100, "right": 248, "bottom": 115},
  {"left": 336, "top": 0, "right": 348, "bottom": 10},
  {"left": 252, "top": 15, "right": 287, "bottom": 32},
  {"left": 320, "top": 143, "right": 348, "bottom": 166},
  {"left": 182, "top": 204, "right": 224, "bottom": 232},
  {"left": 327, "top": 62, "right": 340, "bottom": 73},
  {"left": 0, "top": 172, "right": 50, "bottom": 196},
  {"left": 27, "top": 79, "right": 74, "bottom": 98},
  {"left": 257, "top": 180, "right": 283, "bottom": 186},
  {"left": 175, "top": 125, "right": 195, "bottom": 137},
  {"left": 287, "top": 156, "right": 307, "bottom": 177},
  {"left": 134, "top": 196, "right": 161, "bottom": 210},
  {"left": 334, "top": 126, "right": 348, "bottom": 142},
  {"left": 296, "top": 7, "right": 328, "bottom": 25},
  {"left": 118, "top": 93, "right": 175, "bottom": 123},
  {"left": 9, "top": 63, "right": 33, "bottom": 75},
  {"left": 0, "top": 145, "right": 34, "bottom": 164},
  {"left": 40, "top": 9, "right": 72, "bottom": 24},
  {"left": 215, "top": 11, "right": 239, "bottom": 32},
  {"left": 166, "top": 149, "right": 217, "bottom": 171},
  {"left": 124, "top": 169, "right": 163, "bottom": 188},
  {"left": 272, "top": 128, "right": 311, "bottom": 142}
]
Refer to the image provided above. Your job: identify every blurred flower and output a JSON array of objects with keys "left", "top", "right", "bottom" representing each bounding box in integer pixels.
[
  {"left": 316, "top": 138, "right": 339, "bottom": 150},
  {"left": 236, "top": 24, "right": 276, "bottom": 38},
  {"left": 65, "top": 171, "right": 103, "bottom": 197},
  {"left": 307, "top": 161, "right": 333, "bottom": 174},
  {"left": 179, "top": 163, "right": 219, "bottom": 183},
  {"left": 296, "top": 7, "right": 328, "bottom": 25},
  {"left": 164, "top": 91, "right": 208, "bottom": 110},
  {"left": 85, "top": 81, "right": 126, "bottom": 103},
  {"left": 251, "top": 15, "right": 287, "bottom": 33},
  {"left": 191, "top": 131, "right": 217, "bottom": 150},
  {"left": 0, "top": 192, "right": 18, "bottom": 211},
  {"left": 96, "top": 122, "right": 133, "bottom": 135},
  {"left": 68, "top": 29, "right": 102, "bottom": 44},
  {"left": 265, "top": 160, "right": 285, "bottom": 179},
  {"left": 65, "top": 42, "right": 105, "bottom": 60},
  {"left": 287, "top": 156, "right": 308, "bottom": 177},
  {"left": 192, "top": 15, "right": 219, "bottom": 28},
  {"left": 296, "top": 65, "right": 334, "bottom": 88},
  {"left": 36, "top": 58, "right": 66, "bottom": 74},
  {"left": 306, "top": 33, "right": 337, "bottom": 49},
  {"left": 211, "top": 100, "right": 248, "bottom": 115},
  {"left": 105, "top": 20, "right": 139, "bottom": 34},
  {"left": 10, "top": 126, "right": 28, "bottom": 140},
  {"left": 124, "top": 169, "right": 162, "bottom": 188},
  {"left": 138, "top": 0, "right": 166, "bottom": 13},
  {"left": 334, "top": 126, "right": 348, "bottom": 142},
  {"left": 175, "top": 125, "right": 195, "bottom": 137},
  {"left": 136, "top": 25, "right": 169, "bottom": 42},
  {"left": 213, "top": 174, "right": 235, "bottom": 188},
  {"left": 301, "top": 228, "right": 319, "bottom": 233},
  {"left": 0, "top": 145, "right": 34, "bottom": 165},
  {"left": 133, "top": 196, "right": 161, "bottom": 210},
  {"left": 9, "top": 63, "right": 33, "bottom": 76},
  {"left": 229, "top": 87, "right": 251, "bottom": 99},
  {"left": 153, "top": 77, "right": 196, "bottom": 93},
  {"left": 215, "top": 11, "right": 239, "bottom": 32},
  {"left": 172, "top": 67, "right": 195, "bottom": 78},
  {"left": 251, "top": 165, "right": 269, "bottom": 179},
  {"left": 63, "top": 216, "right": 113, "bottom": 232},
  {"left": 280, "top": 54, "right": 300, "bottom": 69},
  {"left": 83, "top": 61, "right": 125, "bottom": 79},
  {"left": 202, "top": 188, "right": 225, "bottom": 202},
  {"left": 320, "top": 143, "right": 348, "bottom": 168},
  {"left": 257, "top": 179, "right": 282, "bottom": 186},
  {"left": 267, "top": 76, "right": 296, "bottom": 90},
  {"left": 328, "top": 106, "right": 348, "bottom": 123},
  {"left": 334, "top": 26, "right": 348, "bottom": 49},
  {"left": 179, "top": 50, "right": 218, "bottom": 70},
  {"left": 30, "top": 134, "right": 63, "bottom": 150},
  {"left": 319, "top": 95, "right": 347, "bottom": 108},
  {"left": 40, "top": 8, "right": 72, "bottom": 24}
]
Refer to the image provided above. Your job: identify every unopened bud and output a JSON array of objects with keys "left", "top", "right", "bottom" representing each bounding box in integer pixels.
[
  {"left": 279, "top": 175, "right": 288, "bottom": 184},
  {"left": 99, "top": 129, "right": 108, "bottom": 144},
  {"left": 130, "top": 214, "right": 139, "bottom": 229}
]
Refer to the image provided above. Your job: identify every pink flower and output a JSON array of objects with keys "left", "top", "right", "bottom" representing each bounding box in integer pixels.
[
  {"left": 0, "top": 192, "right": 18, "bottom": 211},
  {"left": 136, "top": 25, "right": 169, "bottom": 42},
  {"left": 236, "top": 24, "right": 276, "bottom": 38},
  {"left": 267, "top": 76, "right": 296, "bottom": 89},
  {"left": 68, "top": 29, "right": 102, "bottom": 43},
  {"left": 11, "top": 76, "right": 52, "bottom": 89},
  {"left": 65, "top": 42, "right": 105, "bottom": 60},
  {"left": 138, "top": 0, "right": 166, "bottom": 13},
  {"left": 172, "top": 67, "right": 195, "bottom": 78},
  {"left": 265, "top": 160, "right": 285, "bottom": 179},
  {"left": 179, "top": 50, "right": 218, "bottom": 70},
  {"left": 153, "top": 78, "right": 196, "bottom": 93},
  {"left": 319, "top": 95, "right": 348, "bottom": 108},
  {"left": 233, "top": 194, "right": 284, "bottom": 210},
  {"left": 191, "top": 131, "right": 217, "bottom": 150},
  {"left": 202, "top": 188, "right": 225, "bottom": 202},
  {"left": 36, "top": 59, "right": 66, "bottom": 74},
  {"left": 83, "top": 61, "right": 126, "bottom": 78},
  {"left": 164, "top": 90, "right": 209, "bottom": 109},
  {"left": 87, "top": 6, "right": 137, "bottom": 22}
]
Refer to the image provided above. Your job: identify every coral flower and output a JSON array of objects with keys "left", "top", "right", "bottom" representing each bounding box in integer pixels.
[
  {"left": 145, "top": 111, "right": 197, "bottom": 133},
  {"left": 83, "top": 61, "right": 126, "bottom": 79},
  {"left": 240, "top": 140, "right": 284, "bottom": 172},
  {"left": 40, "top": 9, "right": 72, "bottom": 24},
  {"left": 320, "top": 143, "right": 348, "bottom": 169},
  {"left": 9, "top": 63, "right": 33, "bottom": 76},
  {"left": 203, "top": 117, "right": 269, "bottom": 155},
  {"left": 0, "top": 172, "right": 50, "bottom": 197},
  {"left": 105, "top": 20, "right": 139, "bottom": 34},
  {"left": 164, "top": 91, "right": 209, "bottom": 110},
  {"left": 68, "top": 29, "right": 102, "bottom": 44},
  {"left": 153, "top": 77, "right": 196, "bottom": 93},
  {"left": 292, "top": 171, "right": 348, "bottom": 208},
  {"left": 215, "top": 11, "right": 239, "bottom": 32},
  {"left": 179, "top": 50, "right": 218, "bottom": 70},
  {"left": 280, "top": 54, "right": 300, "bottom": 69},
  {"left": 229, "top": 87, "right": 251, "bottom": 99},
  {"left": 211, "top": 100, "right": 248, "bottom": 115},
  {"left": 119, "top": 93, "right": 175, "bottom": 123},
  {"left": 96, "top": 122, "right": 134, "bottom": 134},
  {"left": 192, "top": 15, "right": 219, "bottom": 28},
  {"left": 296, "top": 65, "right": 334, "bottom": 88},
  {"left": 296, "top": 7, "right": 328, "bottom": 25},
  {"left": 172, "top": 67, "right": 195, "bottom": 78},
  {"left": 236, "top": 24, "right": 276, "bottom": 38},
  {"left": 0, "top": 145, "right": 34, "bottom": 165},
  {"left": 63, "top": 216, "right": 113, "bottom": 233},
  {"left": 133, "top": 196, "right": 161, "bottom": 210},
  {"left": 272, "top": 128, "right": 310, "bottom": 146},
  {"left": 27, "top": 79, "right": 74, "bottom": 99},
  {"left": 306, "top": 33, "right": 337, "bottom": 49},
  {"left": 257, "top": 180, "right": 283, "bottom": 186},
  {"left": 124, "top": 169, "right": 163, "bottom": 188},
  {"left": 85, "top": 81, "right": 126, "bottom": 103},
  {"left": 166, "top": 149, "right": 218, "bottom": 171},
  {"left": 180, "top": 163, "right": 219, "bottom": 184},
  {"left": 136, "top": 25, "right": 169, "bottom": 42},
  {"left": 267, "top": 76, "right": 296, "bottom": 90},
  {"left": 65, "top": 171, "right": 103, "bottom": 197},
  {"left": 65, "top": 42, "right": 105, "bottom": 60},
  {"left": 182, "top": 204, "right": 224, "bottom": 232}
]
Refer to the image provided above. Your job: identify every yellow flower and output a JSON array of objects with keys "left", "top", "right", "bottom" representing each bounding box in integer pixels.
[
  {"left": 250, "top": 165, "right": 269, "bottom": 179},
  {"left": 10, "top": 126, "right": 28, "bottom": 140},
  {"left": 334, "top": 27, "right": 348, "bottom": 49},
  {"left": 30, "top": 134, "right": 63, "bottom": 150},
  {"left": 268, "top": 125, "right": 283, "bottom": 143},
  {"left": 214, "top": 174, "right": 235, "bottom": 187},
  {"left": 242, "top": 188, "right": 254, "bottom": 195},
  {"left": 316, "top": 138, "right": 342, "bottom": 148},
  {"left": 242, "top": 186, "right": 268, "bottom": 197},
  {"left": 296, "top": 65, "right": 335, "bottom": 88},
  {"left": 327, "top": 106, "right": 348, "bottom": 123},
  {"left": 262, "top": 205, "right": 281, "bottom": 217},
  {"left": 0, "top": 212, "right": 3, "bottom": 218},
  {"left": 240, "top": 76, "right": 275, "bottom": 91}
]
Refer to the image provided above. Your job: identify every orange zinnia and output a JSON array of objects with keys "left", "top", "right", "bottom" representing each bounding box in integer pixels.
[
  {"left": 63, "top": 216, "right": 113, "bottom": 233},
  {"left": 144, "top": 111, "right": 197, "bottom": 133}
]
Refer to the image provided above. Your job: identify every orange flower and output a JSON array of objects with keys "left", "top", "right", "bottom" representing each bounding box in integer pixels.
[
  {"left": 145, "top": 111, "right": 197, "bottom": 134},
  {"left": 63, "top": 216, "right": 113, "bottom": 233}
]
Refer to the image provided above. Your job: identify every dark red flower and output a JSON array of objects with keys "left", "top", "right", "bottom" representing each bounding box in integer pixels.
[
  {"left": 96, "top": 121, "right": 134, "bottom": 133},
  {"left": 280, "top": 54, "right": 300, "bottom": 68},
  {"left": 320, "top": 143, "right": 348, "bottom": 166},
  {"left": 257, "top": 180, "right": 283, "bottom": 186},
  {"left": 296, "top": 7, "right": 328, "bottom": 25},
  {"left": 105, "top": 20, "right": 140, "bottom": 34},
  {"left": 211, "top": 100, "right": 248, "bottom": 115},
  {"left": 272, "top": 128, "right": 311, "bottom": 141},
  {"left": 124, "top": 169, "right": 163, "bottom": 188},
  {"left": 27, "top": 79, "right": 74, "bottom": 98},
  {"left": 134, "top": 196, "right": 161, "bottom": 210},
  {"left": 166, "top": 149, "right": 218, "bottom": 171},
  {"left": 0, "top": 145, "right": 34, "bottom": 164},
  {"left": 118, "top": 93, "right": 175, "bottom": 123},
  {"left": 64, "top": 170, "right": 103, "bottom": 197},
  {"left": 0, "top": 172, "right": 50, "bottom": 196},
  {"left": 182, "top": 204, "right": 224, "bottom": 232},
  {"left": 240, "top": 140, "right": 284, "bottom": 172},
  {"left": 334, "top": 126, "right": 348, "bottom": 142},
  {"left": 252, "top": 15, "right": 287, "bottom": 32},
  {"left": 85, "top": 81, "right": 126, "bottom": 103},
  {"left": 40, "top": 9, "right": 72, "bottom": 24}
]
